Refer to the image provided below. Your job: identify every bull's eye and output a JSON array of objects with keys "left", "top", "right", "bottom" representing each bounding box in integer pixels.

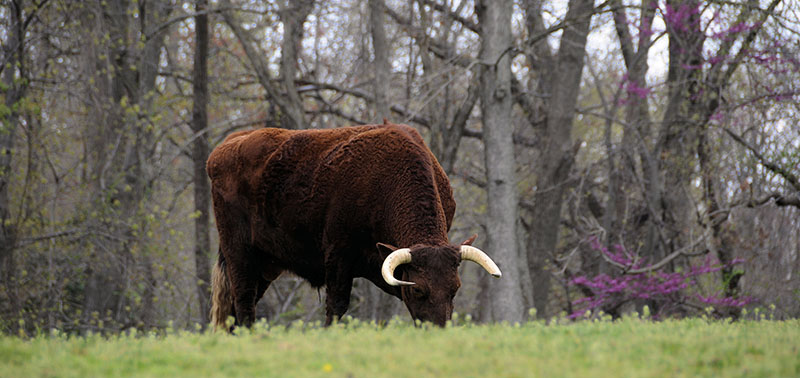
[{"left": 411, "top": 286, "right": 426, "bottom": 299}]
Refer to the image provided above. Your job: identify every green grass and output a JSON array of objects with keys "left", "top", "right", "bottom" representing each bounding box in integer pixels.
[{"left": 1, "top": 317, "right": 798, "bottom": 377}]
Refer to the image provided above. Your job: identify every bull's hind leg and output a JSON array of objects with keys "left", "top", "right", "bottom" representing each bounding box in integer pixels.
[
  {"left": 226, "top": 252, "right": 261, "bottom": 328},
  {"left": 212, "top": 193, "right": 260, "bottom": 328},
  {"left": 228, "top": 253, "right": 283, "bottom": 328}
]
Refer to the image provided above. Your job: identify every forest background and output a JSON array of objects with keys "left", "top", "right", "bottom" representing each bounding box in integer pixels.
[{"left": 1, "top": 0, "right": 798, "bottom": 334}]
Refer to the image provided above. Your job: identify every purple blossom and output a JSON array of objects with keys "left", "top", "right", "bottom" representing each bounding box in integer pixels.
[
  {"left": 617, "top": 76, "right": 652, "bottom": 105},
  {"left": 680, "top": 63, "right": 703, "bottom": 71},
  {"left": 710, "top": 22, "right": 760, "bottom": 40},
  {"left": 697, "top": 294, "right": 755, "bottom": 308},
  {"left": 626, "top": 80, "right": 651, "bottom": 100},
  {"left": 569, "top": 239, "right": 752, "bottom": 320},
  {"left": 707, "top": 54, "right": 726, "bottom": 66},
  {"left": 662, "top": 3, "right": 700, "bottom": 33}
]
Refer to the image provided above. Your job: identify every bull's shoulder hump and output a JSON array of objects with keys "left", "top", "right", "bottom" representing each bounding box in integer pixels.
[
  {"left": 207, "top": 128, "right": 289, "bottom": 177},
  {"left": 345, "top": 123, "right": 427, "bottom": 150},
  {"left": 373, "top": 123, "right": 424, "bottom": 142}
]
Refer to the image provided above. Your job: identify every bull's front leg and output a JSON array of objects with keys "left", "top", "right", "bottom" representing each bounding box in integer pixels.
[{"left": 323, "top": 256, "right": 354, "bottom": 326}]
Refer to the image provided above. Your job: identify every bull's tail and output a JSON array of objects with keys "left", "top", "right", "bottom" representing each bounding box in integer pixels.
[{"left": 210, "top": 252, "right": 232, "bottom": 331}]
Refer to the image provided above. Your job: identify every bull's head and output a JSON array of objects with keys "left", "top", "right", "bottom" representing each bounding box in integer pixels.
[{"left": 377, "top": 235, "right": 501, "bottom": 326}]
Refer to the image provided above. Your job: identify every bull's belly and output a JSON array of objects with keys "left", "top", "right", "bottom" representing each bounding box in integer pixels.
[{"left": 252, "top": 226, "right": 326, "bottom": 287}]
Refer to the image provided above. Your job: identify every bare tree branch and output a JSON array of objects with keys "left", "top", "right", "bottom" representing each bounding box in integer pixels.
[
  {"left": 722, "top": 127, "right": 800, "bottom": 191},
  {"left": 218, "top": 0, "right": 301, "bottom": 128},
  {"left": 298, "top": 80, "right": 431, "bottom": 126},
  {"left": 602, "top": 232, "right": 709, "bottom": 274},
  {"left": 417, "top": 0, "right": 478, "bottom": 31},
  {"left": 461, "top": 128, "right": 538, "bottom": 148},
  {"left": 715, "top": 0, "right": 783, "bottom": 87},
  {"left": 16, "top": 229, "right": 82, "bottom": 247}
]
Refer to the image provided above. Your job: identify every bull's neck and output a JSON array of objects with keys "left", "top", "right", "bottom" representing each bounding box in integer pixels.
[{"left": 385, "top": 185, "right": 450, "bottom": 248}]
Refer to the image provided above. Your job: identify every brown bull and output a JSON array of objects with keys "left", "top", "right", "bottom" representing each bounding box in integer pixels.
[{"left": 207, "top": 122, "right": 501, "bottom": 328}]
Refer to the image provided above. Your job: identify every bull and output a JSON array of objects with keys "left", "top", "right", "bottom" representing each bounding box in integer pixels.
[{"left": 207, "top": 122, "right": 501, "bottom": 328}]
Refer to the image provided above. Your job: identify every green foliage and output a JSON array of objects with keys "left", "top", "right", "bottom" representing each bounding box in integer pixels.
[{"left": 0, "top": 319, "right": 798, "bottom": 377}]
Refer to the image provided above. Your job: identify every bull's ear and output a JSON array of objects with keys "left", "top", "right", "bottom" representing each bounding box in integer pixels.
[
  {"left": 461, "top": 234, "right": 478, "bottom": 246},
  {"left": 376, "top": 242, "right": 399, "bottom": 257}
]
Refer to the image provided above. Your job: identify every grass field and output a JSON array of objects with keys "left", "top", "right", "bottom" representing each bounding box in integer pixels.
[{"left": 1, "top": 316, "right": 798, "bottom": 377}]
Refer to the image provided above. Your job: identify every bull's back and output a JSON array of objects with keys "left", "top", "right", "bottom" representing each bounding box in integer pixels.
[
  {"left": 207, "top": 123, "right": 455, "bottom": 246},
  {"left": 206, "top": 126, "right": 383, "bottom": 211}
]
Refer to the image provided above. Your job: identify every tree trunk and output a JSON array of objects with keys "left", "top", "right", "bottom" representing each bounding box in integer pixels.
[
  {"left": 476, "top": 0, "right": 524, "bottom": 323},
  {"left": 656, "top": 0, "right": 705, "bottom": 270},
  {"left": 81, "top": 0, "right": 133, "bottom": 327},
  {"left": 80, "top": 0, "right": 172, "bottom": 329},
  {"left": 220, "top": 0, "right": 311, "bottom": 130},
  {"left": 0, "top": 0, "right": 25, "bottom": 323},
  {"left": 137, "top": 0, "right": 173, "bottom": 329},
  {"left": 364, "top": 0, "right": 401, "bottom": 323},
  {"left": 525, "top": 0, "right": 593, "bottom": 319},
  {"left": 661, "top": 0, "right": 780, "bottom": 312},
  {"left": 278, "top": 0, "right": 314, "bottom": 129},
  {"left": 609, "top": 0, "right": 657, "bottom": 255},
  {"left": 370, "top": 0, "right": 391, "bottom": 123},
  {"left": 418, "top": 7, "right": 478, "bottom": 174},
  {"left": 192, "top": 0, "right": 212, "bottom": 326}
]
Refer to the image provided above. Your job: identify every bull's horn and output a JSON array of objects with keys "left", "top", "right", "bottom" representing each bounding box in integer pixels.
[
  {"left": 460, "top": 246, "right": 502, "bottom": 278},
  {"left": 381, "top": 248, "right": 415, "bottom": 286}
]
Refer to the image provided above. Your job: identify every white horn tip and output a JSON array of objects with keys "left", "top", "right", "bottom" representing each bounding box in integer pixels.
[
  {"left": 460, "top": 245, "right": 502, "bottom": 279},
  {"left": 381, "top": 248, "right": 413, "bottom": 286}
]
